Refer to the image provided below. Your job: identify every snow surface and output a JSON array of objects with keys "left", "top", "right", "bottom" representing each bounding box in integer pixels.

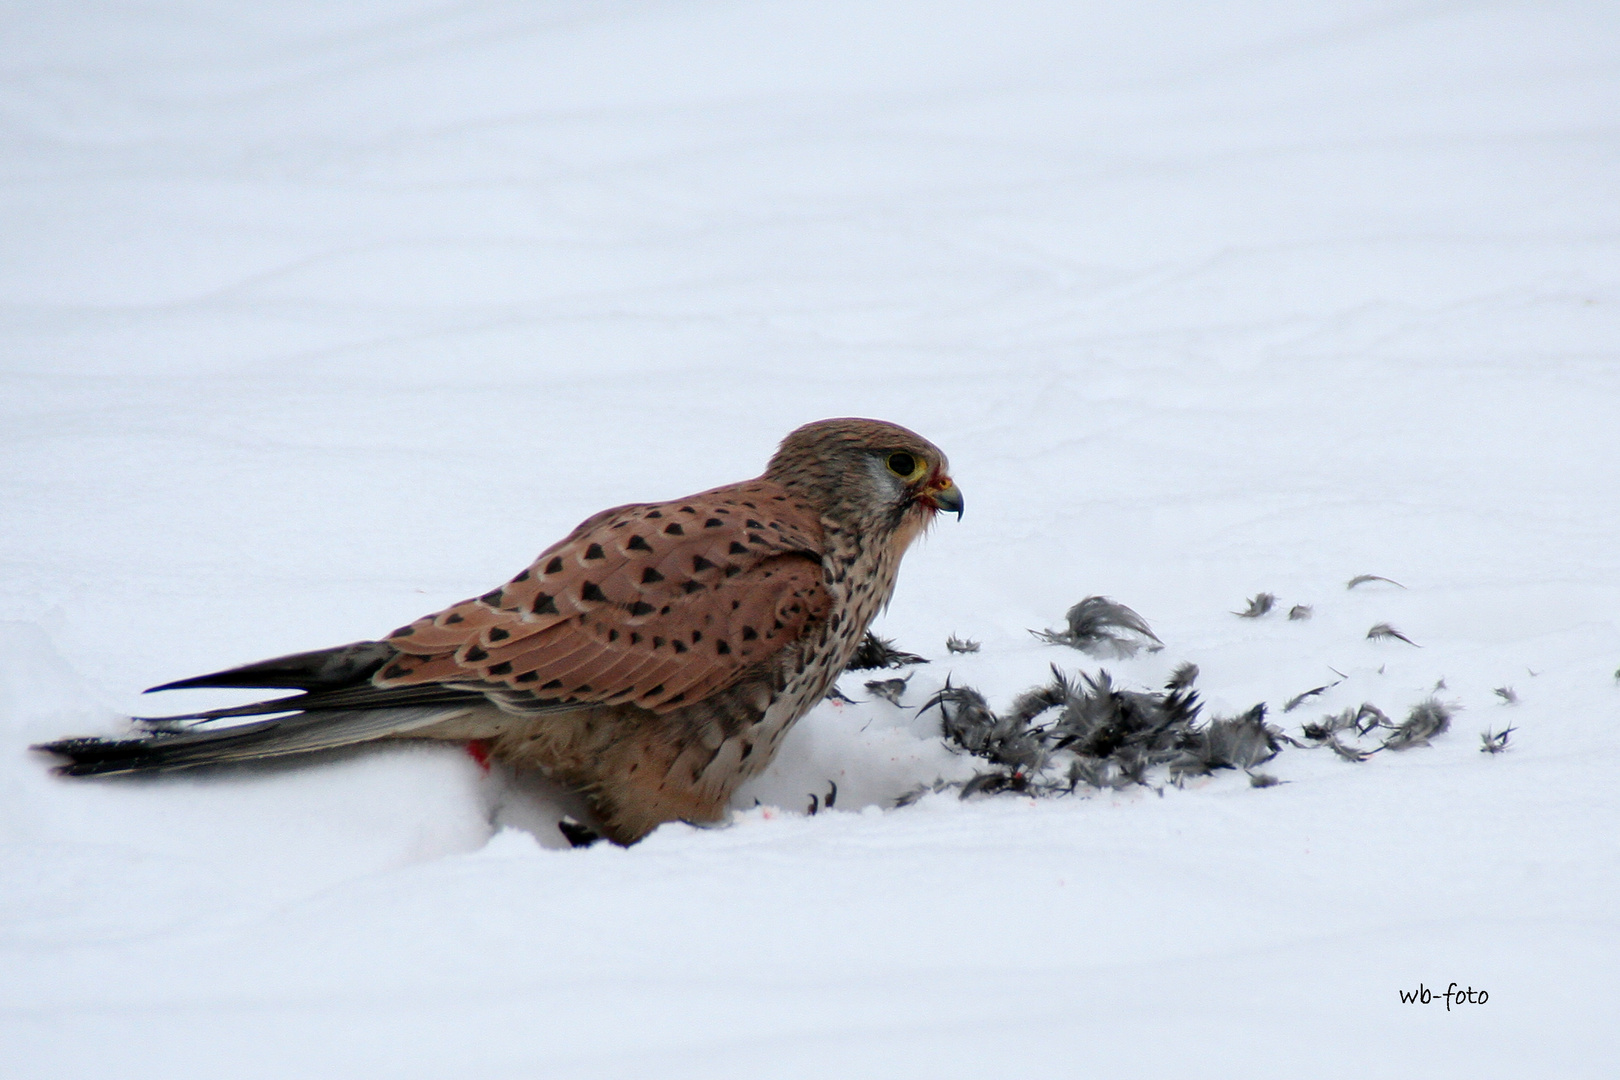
[{"left": 4, "top": 1, "right": 1619, "bottom": 1076}]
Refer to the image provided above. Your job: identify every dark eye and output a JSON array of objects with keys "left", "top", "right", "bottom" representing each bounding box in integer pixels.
[{"left": 886, "top": 452, "right": 918, "bottom": 478}]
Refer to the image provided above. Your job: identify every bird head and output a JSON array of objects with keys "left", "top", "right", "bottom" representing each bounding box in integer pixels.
[{"left": 765, "top": 418, "right": 962, "bottom": 546}]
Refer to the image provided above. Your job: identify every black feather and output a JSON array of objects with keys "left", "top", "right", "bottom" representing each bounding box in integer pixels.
[
  {"left": 1031, "top": 597, "right": 1161, "bottom": 658},
  {"left": 846, "top": 632, "right": 928, "bottom": 670},
  {"left": 145, "top": 641, "right": 396, "bottom": 693}
]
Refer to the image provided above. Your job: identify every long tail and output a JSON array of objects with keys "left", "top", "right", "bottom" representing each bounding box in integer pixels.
[
  {"left": 35, "top": 706, "right": 471, "bottom": 776},
  {"left": 34, "top": 639, "right": 495, "bottom": 777}
]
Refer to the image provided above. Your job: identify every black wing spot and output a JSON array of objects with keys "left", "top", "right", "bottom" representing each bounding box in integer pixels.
[
  {"left": 653, "top": 637, "right": 665, "bottom": 648},
  {"left": 641, "top": 567, "right": 665, "bottom": 584},
  {"left": 716, "top": 640, "right": 731, "bottom": 655},
  {"left": 705, "top": 518, "right": 723, "bottom": 528},
  {"left": 627, "top": 535, "right": 653, "bottom": 552},
  {"left": 646, "top": 683, "right": 664, "bottom": 696},
  {"left": 608, "top": 629, "right": 620, "bottom": 642},
  {"left": 486, "top": 661, "right": 513, "bottom": 676},
  {"left": 646, "top": 510, "right": 663, "bottom": 519},
  {"left": 511, "top": 569, "right": 530, "bottom": 583},
  {"left": 629, "top": 632, "right": 642, "bottom": 644},
  {"left": 515, "top": 671, "right": 539, "bottom": 683},
  {"left": 748, "top": 533, "right": 766, "bottom": 544},
  {"left": 488, "top": 627, "right": 510, "bottom": 642},
  {"left": 691, "top": 631, "right": 702, "bottom": 643},
  {"left": 392, "top": 625, "right": 416, "bottom": 638},
  {"left": 692, "top": 555, "right": 715, "bottom": 572},
  {"left": 679, "top": 506, "right": 697, "bottom": 514},
  {"left": 541, "top": 679, "right": 564, "bottom": 690},
  {"left": 465, "top": 645, "right": 489, "bottom": 662},
  {"left": 445, "top": 612, "right": 465, "bottom": 624},
  {"left": 682, "top": 581, "right": 705, "bottom": 594},
  {"left": 584, "top": 543, "right": 605, "bottom": 560},
  {"left": 629, "top": 601, "right": 655, "bottom": 616},
  {"left": 480, "top": 589, "right": 504, "bottom": 605},
  {"left": 545, "top": 557, "right": 564, "bottom": 574},
  {"left": 742, "top": 626, "right": 758, "bottom": 640},
  {"left": 581, "top": 582, "right": 608, "bottom": 603},
  {"left": 745, "top": 519, "right": 763, "bottom": 529},
  {"left": 724, "top": 565, "right": 740, "bottom": 577},
  {"left": 672, "top": 640, "right": 687, "bottom": 653},
  {"left": 664, "top": 522, "right": 685, "bottom": 536},
  {"left": 729, "top": 541, "right": 748, "bottom": 554},
  {"left": 533, "top": 593, "right": 558, "bottom": 615},
  {"left": 382, "top": 663, "right": 411, "bottom": 680},
  {"left": 665, "top": 692, "right": 686, "bottom": 704}
]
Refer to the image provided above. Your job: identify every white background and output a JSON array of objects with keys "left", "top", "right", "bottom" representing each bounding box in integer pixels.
[{"left": 3, "top": 2, "right": 1617, "bottom": 1076}]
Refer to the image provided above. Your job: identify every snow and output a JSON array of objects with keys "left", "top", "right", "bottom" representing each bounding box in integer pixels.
[{"left": 3, "top": 1, "right": 1618, "bottom": 1075}]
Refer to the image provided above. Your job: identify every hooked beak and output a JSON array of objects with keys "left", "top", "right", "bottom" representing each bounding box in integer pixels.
[{"left": 924, "top": 476, "right": 964, "bottom": 520}]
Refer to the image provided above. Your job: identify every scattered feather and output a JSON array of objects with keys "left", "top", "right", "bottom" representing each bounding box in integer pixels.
[
  {"left": 824, "top": 684, "right": 855, "bottom": 703},
  {"left": 1234, "top": 593, "right": 1276, "bottom": 618},
  {"left": 1300, "top": 705, "right": 1358, "bottom": 742},
  {"left": 1170, "top": 704, "right": 1282, "bottom": 778},
  {"left": 1347, "top": 575, "right": 1406, "bottom": 590},
  {"left": 893, "top": 778, "right": 954, "bottom": 808},
  {"left": 1382, "top": 698, "right": 1453, "bottom": 751},
  {"left": 1354, "top": 702, "right": 1391, "bottom": 735},
  {"left": 1301, "top": 702, "right": 1388, "bottom": 752},
  {"left": 907, "top": 657, "right": 1452, "bottom": 805},
  {"left": 1325, "top": 736, "right": 1372, "bottom": 763},
  {"left": 945, "top": 634, "right": 981, "bottom": 654},
  {"left": 1433, "top": 677, "right": 1447, "bottom": 691},
  {"left": 919, "top": 680, "right": 1047, "bottom": 773},
  {"left": 864, "top": 675, "right": 912, "bottom": 706},
  {"left": 922, "top": 665, "right": 1290, "bottom": 796},
  {"left": 1367, "top": 622, "right": 1419, "bottom": 646},
  {"left": 1288, "top": 604, "right": 1313, "bottom": 621},
  {"left": 846, "top": 632, "right": 928, "bottom": 670},
  {"left": 1480, "top": 727, "right": 1514, "bottom": 754},
  {"left": 1030, "top": 596, "right": 1162, "bottom": 658},
  {"left": 1283, "top": 683, "right": 1336, "bottom": 713},
  {"left": 959, "top": 770, "right": 1033, "bottom": 799},
  {"left": 1493, "top": 686, "right": 1518, "bottom": 705},
  {"left": 823, "top": 780, "right": 837, "bottom": 808}
]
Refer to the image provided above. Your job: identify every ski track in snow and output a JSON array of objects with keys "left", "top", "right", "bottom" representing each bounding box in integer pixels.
[{"left": 3, "top": 2, "right": 1618, "bottom": 1076}]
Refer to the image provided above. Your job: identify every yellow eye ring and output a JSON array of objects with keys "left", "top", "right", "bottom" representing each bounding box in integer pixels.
[{"left": 885, "top": 452, "right": 927, "bottom": 481}]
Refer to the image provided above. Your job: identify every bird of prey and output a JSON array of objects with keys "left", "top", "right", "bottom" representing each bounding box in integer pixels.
[{"left": 36, "top": 419, "right": 962, "bottom": 845}]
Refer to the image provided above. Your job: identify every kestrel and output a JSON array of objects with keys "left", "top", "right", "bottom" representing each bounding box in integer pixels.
[{"left": 37, "top": 419, "right": 962, "bottom": 845}]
